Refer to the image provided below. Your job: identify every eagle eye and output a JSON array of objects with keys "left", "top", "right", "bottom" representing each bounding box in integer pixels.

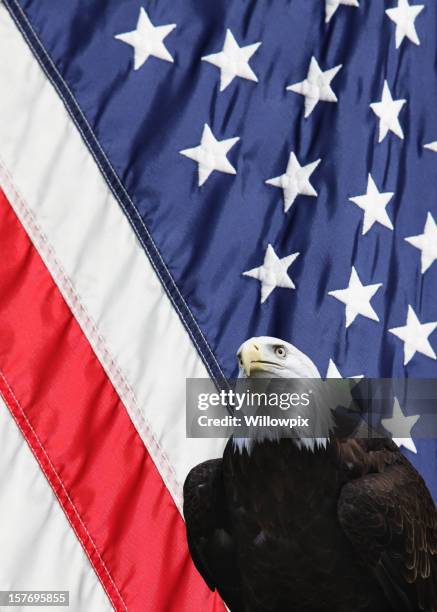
[{"left": 274, "top": 346, "right": 286, "bottom": 359}]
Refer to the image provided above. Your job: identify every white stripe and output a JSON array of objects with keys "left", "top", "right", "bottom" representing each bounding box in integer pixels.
[
  {"left": 0, "top": 5, "right": 225, "bottom": 511},
  {"left": 0, "top": 398, "right": 112, "bottom": 612}
]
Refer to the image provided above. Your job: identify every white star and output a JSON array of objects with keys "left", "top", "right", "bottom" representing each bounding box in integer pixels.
[
  {"left": 328, "top": 267, "right": 382, "bottom": 328},
  {"left": 179, "top": 124, "right": 239, "bottom": 186},
  {"left": 325, "top": 0, "right": 360, "bottom": 23},
  {"left": 243, "top": 244, "right": 299, "bottom": 304},
  {"left": 424, "top": 141, "right": 437, "bottom": 152},
  {"left": 326, "top": 360, "right": 363, "bottom": 379},
  {"left": 202, "top": 29, "right": 261, "bottom": 92},
  {"left": 349, "top": 174, "right": 394, "bottom": 235},
  {"left": 405, "top": 213, "right": 437, "bottom": 274},
  {"left": 386, "top": 0, "right": 424, "bottom": 49},
  {"left": 381, "top": 397, "right": 420, "bottom": 454},
  {"left": 286, "top": 57, "right": 342, "bottom": 118},
  {"left": 325, "top": 360, "right": 363, "bottom": 411},
  {"left": 370, "top": 81, "right": 406, "bottom": 143},
  {"left": 265, "top": 153, "right": 321, "bottom": 213},
  {"left": 114, "top": 8, "right": 176, "bottom": 69},
  {"left": 389, "top": 306, "right": 437, "bottom": 365}
]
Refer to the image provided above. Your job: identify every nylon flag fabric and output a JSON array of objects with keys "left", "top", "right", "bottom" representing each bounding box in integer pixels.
[{"left": 0, "top": 0, "right": 436, "bottom": 610}]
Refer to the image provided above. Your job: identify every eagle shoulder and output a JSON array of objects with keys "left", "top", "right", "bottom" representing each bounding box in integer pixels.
[
  {"left": 337, "top": 438, "right": 437, "bottom": 612},
  {"left": 183, "top": 459, "right": 243, "bottom": 611}
]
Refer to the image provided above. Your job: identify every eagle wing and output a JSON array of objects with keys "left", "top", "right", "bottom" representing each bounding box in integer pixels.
[
  {"left": 337, "top": 438, "right": 437, "bottom": 612},
  {"left": 183, "top": 458, "right": 243, "bottom": 611}
]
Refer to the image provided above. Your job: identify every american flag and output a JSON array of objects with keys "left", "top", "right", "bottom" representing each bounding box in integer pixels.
[{"left": 0, "top": 0, "right": 435, "bottom": 610}]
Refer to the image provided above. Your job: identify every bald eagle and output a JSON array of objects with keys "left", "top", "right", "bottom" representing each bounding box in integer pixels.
[{"left": 183, "top": 337, "right": 437, "bottom": 612}]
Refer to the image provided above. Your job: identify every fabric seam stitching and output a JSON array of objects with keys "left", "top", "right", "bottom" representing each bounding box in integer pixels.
[
  {"left": 0, "top": 161, "right": 183, "bottom": 513},
  {"left": 2, "top": 0, "right": 227, "bottom": 385},
  {"left": 0, "top": 370, "right": 127, "bottom": 612}
]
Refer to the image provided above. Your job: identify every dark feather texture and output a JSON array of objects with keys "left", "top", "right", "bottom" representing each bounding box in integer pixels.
[
  {"left": 183, "top": 459, "right": 244, "bottom": 611},
  {"left": 184, "top": 433, "right": 437, "bottom": 612}
]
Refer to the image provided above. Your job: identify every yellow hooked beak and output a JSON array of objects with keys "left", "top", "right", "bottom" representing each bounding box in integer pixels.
[{"left": 240, "top": 341, "right": 264, "bottom": 377}]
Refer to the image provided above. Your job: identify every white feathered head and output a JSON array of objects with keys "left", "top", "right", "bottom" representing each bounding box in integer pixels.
[
  {"left": 236, "top": 336, "right": 320, "bottom": 379},
  {"left": 234, "top": 336, "right": 335, "bottom": 453}
]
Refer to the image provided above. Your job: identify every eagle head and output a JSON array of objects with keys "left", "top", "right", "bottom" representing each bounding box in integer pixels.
[
  {"left": 236, "top": 336, "right": 320, "bottom": 379},
  {"left": 234, "top": 337, "right": 334, "bottom": 453}
]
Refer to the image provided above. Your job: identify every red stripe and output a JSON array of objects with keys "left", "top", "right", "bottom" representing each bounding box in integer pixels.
[{"left": 0, "top": 189, "right": 224, "bottom": 612}]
